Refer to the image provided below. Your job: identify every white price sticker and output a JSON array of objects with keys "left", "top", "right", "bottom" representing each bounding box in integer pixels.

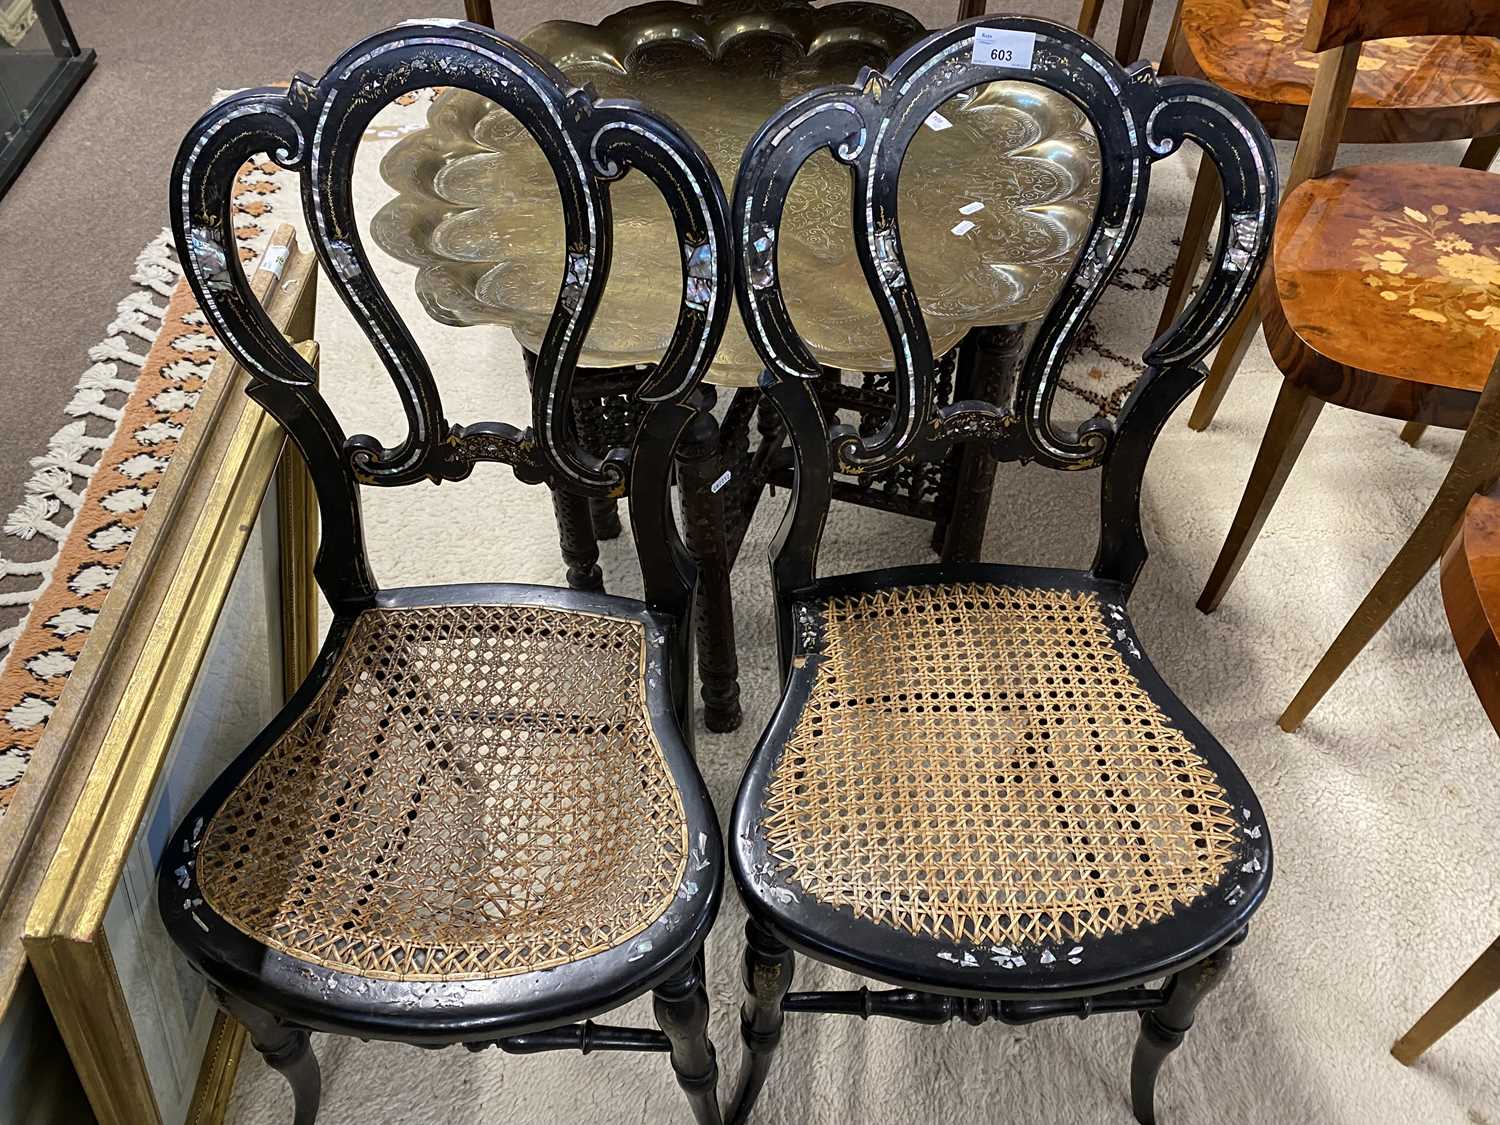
[
  {"left": 971, "top": 27, "right": 1036, "bottom": 69},
  {"left": 924, "top": 111, "right": 953, "bottom": 132},
  {"left": 958, "top": 200, "right": 985, "bottom": 215},
  {"left": 950, "top": 220, "right": 977, "bottom": 237}
]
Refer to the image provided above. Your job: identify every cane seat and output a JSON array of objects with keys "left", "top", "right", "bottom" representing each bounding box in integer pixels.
[
  {"left": 734, "top": 569, "right": 1269, "bottom": 991},
  {"left": 173, "top": 595, "right": 714, "bottom": 1004}
]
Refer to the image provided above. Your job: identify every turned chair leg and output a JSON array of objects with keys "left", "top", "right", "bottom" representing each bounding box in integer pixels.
[
  {"left": 1198, "top": 380, "right": 1324, "bottom": 612},
  {"left": 552, "top": 488, "right": 605, "bottom": 592},
  {"left": 1130, "top": 931, "right": 1243, "bottom": 1125},
  {"left": 676, "top": 385, "right": 743, "bottom": 733},
  {"left": 1187, "top": 298, "right": 1262, "bottom": 432},
  {"left": 222, "top": 996, "right": 322, "bottom": 1125},
  {"left": 1154, "top": 159, "right": 1220, "bottom": 343},
  {"left": 654, "top": 951, "right": 723, "bottom": 1125},
  {"left": 728, "top": 919, "right": 795, "bottom": 1125},
  {"left": 1392, "top": 934, "right": 1500, "bottom": 1065}
]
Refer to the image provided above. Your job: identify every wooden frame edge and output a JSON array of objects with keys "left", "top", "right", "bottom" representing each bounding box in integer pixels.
[{"left": 20, "top": 228, "right": 318, "bottom": 1125}]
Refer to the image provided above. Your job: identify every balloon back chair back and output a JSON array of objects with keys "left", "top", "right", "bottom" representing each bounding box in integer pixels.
[
  {"left": 726, "top": 17, "right": 1277, "bottom": 1125},
  {"left": 161, "top": 22, "right": 731, "bottom": 1125}
]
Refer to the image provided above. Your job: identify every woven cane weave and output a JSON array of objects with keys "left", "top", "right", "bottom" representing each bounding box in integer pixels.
[
  {"left": 762, "top": 582, "right": 1239, "bottom": 949},
  {"left": 197, "top": 603, "right": 688, "bottom": 982}
]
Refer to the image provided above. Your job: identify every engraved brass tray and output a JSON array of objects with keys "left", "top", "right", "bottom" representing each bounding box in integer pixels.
[{"left": 371, "top": 1, "right": 1100, "bottom": 385}]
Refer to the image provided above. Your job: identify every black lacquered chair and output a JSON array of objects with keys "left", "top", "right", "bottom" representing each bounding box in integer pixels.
[
  {"left": 726, "top": 18, "right": 1276, "bottom": 1124},
  {"left": 160, "top": 23, "right": 731, "bottom": 1125}
]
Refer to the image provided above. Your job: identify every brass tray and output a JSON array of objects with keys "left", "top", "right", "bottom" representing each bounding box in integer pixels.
[{"left": 372, "top": 1, "right": 1100, "bottom": 385}]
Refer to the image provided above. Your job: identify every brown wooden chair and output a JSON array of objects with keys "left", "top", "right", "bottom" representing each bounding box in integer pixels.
[
  {"left": 1154, "top": 0, "right": 1500, "bottom": 431},
  {"left": 1197, "top": 1, "right": 1500, "bottom": 731},
  {"left": 1390, "top": 480, "right": 1500, "bottom": 1065}
]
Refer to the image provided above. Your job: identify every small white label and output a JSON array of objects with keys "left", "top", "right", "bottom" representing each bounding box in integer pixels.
[
  {"left": 924, "top": 110, "right": 953, "bottom": 132},
  {"left": 711, "top": 470, "right": 732, "bottom": 494},
  {"left": 950, "top": 220, "right": 976, "bottom": 237},
  {"left": 972, "top": 26, "right": 1036, "bottom": 69},
  {"left": 958, "top": 200, "right": 985, "bottom": 215},
  {"left": 261, "top": 244, "right": 289, "bottom": 279}
]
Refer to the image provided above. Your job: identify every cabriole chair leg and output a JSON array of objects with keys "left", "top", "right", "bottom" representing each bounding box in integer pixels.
[
  {"left": 728, "top": 918, "right": 795, "bottom": 1125},
  {"left": 1130, "top": 930, "right": 1244, "bottom": 1125},
  {"left": 654, "top": 951, "right": 723, "bottom": 1125},
  {"left": 223, "top": 995, "right": 322, "bottom": 1125}
]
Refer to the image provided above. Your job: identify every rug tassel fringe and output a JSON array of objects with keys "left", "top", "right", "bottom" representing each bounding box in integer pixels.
[{"left": 0, "top": 229, "right": 182, "bottom": 664}]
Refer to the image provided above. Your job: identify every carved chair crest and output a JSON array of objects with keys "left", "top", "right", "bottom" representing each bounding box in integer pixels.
[
  {"left": 734, "top": 16, "right": 1276, "bottom": 478},
  {"left": 173, "top": 21, "right": 731, "bottom": 609}
]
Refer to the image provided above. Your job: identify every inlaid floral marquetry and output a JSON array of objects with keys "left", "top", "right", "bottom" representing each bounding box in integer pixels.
[
  {"left": 372, "top": 1, "right": 1100, "bottom": 384},
  {"left": 1175, "top": 0, "right": 1500, "bottom": 142},
  {"left": 1354, "top": 202, "right": 1500, "bottom": 336},
  {"left": 1274, "top": 164, "right": 1500, "bottom": 392}
]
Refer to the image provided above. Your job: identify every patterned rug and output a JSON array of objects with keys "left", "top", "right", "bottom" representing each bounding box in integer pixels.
[
  {"left": 0, "top": 89, "right": 1159, "bottom": 813},
  {"left": 0, "top": 154, "right": 302, "bottom": 808}
]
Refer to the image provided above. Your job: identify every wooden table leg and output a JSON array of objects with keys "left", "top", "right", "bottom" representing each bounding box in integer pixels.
[
  {"left": 941, "top": 323, "right": 1026, "bottom": 564},
  {"left": 1392, "top": 934, "right": 1500, "bottom": 1065},
  {"left": 677, "top": 386, "right": 743, "bottom": 733},
  {"left": 463, "top": 1, "right": 494, "bottom": 27}
]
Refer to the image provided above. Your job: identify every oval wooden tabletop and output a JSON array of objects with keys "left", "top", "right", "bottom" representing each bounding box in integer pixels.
[
  {"left": 1268, "top": 164, "right": 1500, "bottom": 420},
  {"left": 1442, "top": 484, "right": 1500, "bottom": 734},
  {"left": 1172, "top": 0, "right": 1500, "bottom": 143}
]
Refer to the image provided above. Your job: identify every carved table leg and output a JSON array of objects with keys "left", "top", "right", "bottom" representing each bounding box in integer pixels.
[
  {"left": 654, "top": 951, "right": 723, "bottom": 1125},
  {"left": 1130, "top": 930, "right": 1243, "bottom": 1125},
  {"left": 221, "top": 995, "right": 322, "bottom": 1125},
  {"left": 676, "top": 385, "right": 742, "bottom": 732},
  {"left": 728, "top": 918, "right": 796, "bottom": 1125},
  {"left": 941, "top": 323, "right": 1026, "bottom": 564},
  {"left": 551, "top": 488, "right": 605, "bottom": 592}
]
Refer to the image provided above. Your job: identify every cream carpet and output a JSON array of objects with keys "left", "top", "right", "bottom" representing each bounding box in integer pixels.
[{"left": 221, "top": 98, "right": 1500, "bottom": 1125}]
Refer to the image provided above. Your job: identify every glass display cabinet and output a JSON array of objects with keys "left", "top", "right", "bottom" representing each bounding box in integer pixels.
[{"left": 0, "top": 0, "right": 93, "bottom": 196}]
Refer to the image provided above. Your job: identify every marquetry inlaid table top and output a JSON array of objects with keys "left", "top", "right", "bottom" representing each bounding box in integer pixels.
[{"left": 372, "top": 0, "right": 1100, "bottom": 386}]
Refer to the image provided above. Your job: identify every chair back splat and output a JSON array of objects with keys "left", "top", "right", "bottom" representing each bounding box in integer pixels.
[
  {"left": 733, "top": 16, "right": 1277, "bottom": 637},
  {"left": 173, "top": 22, "right": 732, "bottom": 619}
]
